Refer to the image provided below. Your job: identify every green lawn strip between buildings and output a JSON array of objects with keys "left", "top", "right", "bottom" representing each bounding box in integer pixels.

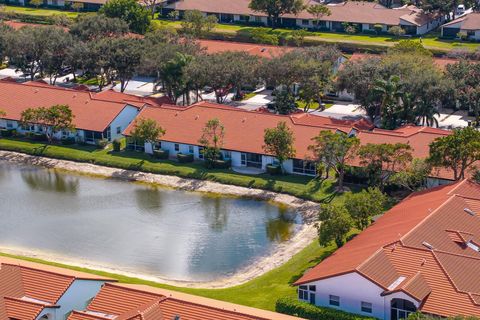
[
  {"left": 0, "top": 240, "right": 334, "bottom": 311},
  {"left": 0, "top": 138, "right": 342, "bottom": 202},
  {"left": 2, "top": 5, "right": 79, "bottom": 18}
]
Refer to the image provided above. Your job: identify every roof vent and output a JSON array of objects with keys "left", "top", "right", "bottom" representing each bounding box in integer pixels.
[
  {"left": 421, "top": 258, "right": 426, "bottom": 266},
  {"left": 242, "top": 118, "right": 246, "bottom": 123},
  {"left": 173, "top": 316, "right": 181, "bottom": 320},
  {"left": 464, "top": 208, "right": 476, "bottom": 216},
  {"left": 261, "top": 48, "right": 266, "bottom": 52},
  {"left": 73, "top": 94, "right": 77, "bottom": 98},
  {"left": 422, "top": 241, "right": 434, "bottom": 250},
  {"left": 34, "top": 89, "right": 39, "bottom": 93},
  {"left": 195, "top": 115, "right": 199, "bottom": 120},
  {"left": 175, "top": 112, "right": 179, "bottom": 117}
]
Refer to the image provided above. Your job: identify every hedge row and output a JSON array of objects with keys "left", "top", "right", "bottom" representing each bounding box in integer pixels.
[{"left": 275, "top": 297, "right": 376, "bottom": 320}]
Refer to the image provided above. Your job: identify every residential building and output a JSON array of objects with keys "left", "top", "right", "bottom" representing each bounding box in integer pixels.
[
  {"left": 162, "top": 0, "right": 444, "bottom": 35},
  {"left": 0, "top": 263, "right": 113, "bottom": 320},
  {"left": 68, "top": 282, "right": 295, "bottom": 320},
  {"left": 295, "top": 179, "right": 480, "bottom": 319},
  {"left": 0, "top": 81, "right": 144, "bottom": 145},
  {"left": 123, "top": 101, "right": 461, "bottom": 183},
  {"left": 0, "top": 256, "right": 301, "bottom": 320},
  {"left": 441, "top": 12, "right": 480, "bottom": 40},
  {"left": 123, "top": 101, "right": 372, "bottom": 176}
]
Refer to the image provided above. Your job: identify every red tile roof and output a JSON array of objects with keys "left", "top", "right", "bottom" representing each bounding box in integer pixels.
[
  {"left": 443, "top": 12, "right": 480, "bottom": 30},
  {"left": 348, "top": 52, "right": 461, "bottom": 70},
  {"left": 124, "top": 101, "right": 369, "bottom": 158},
  {"left": 0, "top": 82, "right": 141, "bottom": 132},
  {"left": 296, "top": 179, "right": 480, "bottom": 317},
  {"left": 69, "top": 283, "right": 279, "bottom": 320},
  {"left": 198, "top": 39, "right": 292, "bottom": 58},
  {"left": 0, "top": 264, "right": 74, "bottom": 319}
]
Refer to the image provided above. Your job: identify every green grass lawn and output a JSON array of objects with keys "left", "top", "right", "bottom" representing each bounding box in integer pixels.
[
  {"left": 154, "top": 19, "right": 480, "bottom": 52},
  {"left": 296, "top": 101, "right": 334, "bottom": 111},
  {"left": 74, "top": 75, "right": 100, "bottom": 86},
  {"left": 0, "top": 138, "right": 344, "bottom": 202},
  {"left": 0, "top": 238, "right": 334, "bottom": 311},
  {"left": 2, "top": 5, "right": 79, "bottom": 18}
]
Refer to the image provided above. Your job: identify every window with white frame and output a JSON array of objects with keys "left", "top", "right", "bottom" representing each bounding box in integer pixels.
[
  {"left": 6, "top": 121, "right": 14, "bottom": 129},
  {"left": 361, "top": 301, "right": 372, "bottom": 313},
  {"left": 302, "top": 19, "right": 309, "bottom": 25},
  {"left": 198, "top": 147, "right": 204, "bottom": 159},
  {"left": 298, "top": 285, "right": 316, "bottom": 304},
  {"left": 116, "top": 126, "right": 122, "bottom": 134},
  {"left": 188, "top": 145, "right": 194, "bottom": 154},
  {"left": 174, "top": 143, "right": 180, "bottom": 151},
  {"left": 329, "top": 295, "right": 340, "bottom": 307},
  {"left": 223, "top": 151, "right": 232, "bottom": 159}
]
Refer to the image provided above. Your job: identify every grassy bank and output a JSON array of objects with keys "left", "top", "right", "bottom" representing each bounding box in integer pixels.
[
  {"left": 1, "top": 5, "right": 79, "bottom": 18},
  {"left": 0, "top": 138, "right": 342, "bottom": 202},
  {"left": 0, "top": 237, "right": 333, "bottom": 311}
]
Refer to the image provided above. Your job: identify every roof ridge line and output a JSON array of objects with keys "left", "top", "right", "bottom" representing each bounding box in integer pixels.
[
  {"left": 105, "top": 283, "right": 165, "bottom": 298},
  {"left": 3, "top": 296, "right": 53, "bottom": 307},
  {"left": 447, "top": 179, "right": 470, "bottom": 196},
  {"left": 2, "top": 263, "right": 75, "bottom": 280},
  {"left": 431, "top": 251, "right": 471, "bottom": 297}
]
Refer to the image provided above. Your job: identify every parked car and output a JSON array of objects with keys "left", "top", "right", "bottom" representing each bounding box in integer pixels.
[{"left": 457, "top": 4, "right": 466, "bottom": 16}]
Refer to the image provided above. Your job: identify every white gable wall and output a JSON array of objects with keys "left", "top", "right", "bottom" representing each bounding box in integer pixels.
[
  {"left": 302, "top": 272, "right": 386, "bottom": 319},
  {"left": 108, "top": 105, "right": 139, "bottom": 141}
]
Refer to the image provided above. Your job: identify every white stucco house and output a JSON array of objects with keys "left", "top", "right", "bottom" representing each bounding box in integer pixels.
[
  {"left": 441, "top": 12, "right": 480, "bottom": 40},
  {"left": 295, "top": 179, "right": 480, "bottom": 319},
  {"left": 0, "top": 81, "right": 141, "bottom": 145}
]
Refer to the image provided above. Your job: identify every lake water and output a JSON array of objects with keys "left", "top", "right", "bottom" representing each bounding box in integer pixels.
[{"left": 0, "top": 161, "right": 302, "bottom": 281}]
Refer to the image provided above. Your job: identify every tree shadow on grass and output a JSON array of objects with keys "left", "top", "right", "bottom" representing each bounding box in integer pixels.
[
  {"left": 288, "top": 247, "right": 336, "bottom": 285},
  {"left": 32, "top": 145, "right": 48, "bottom": 156}
]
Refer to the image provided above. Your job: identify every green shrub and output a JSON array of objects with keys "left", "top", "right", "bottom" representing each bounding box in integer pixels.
[
  {"left": 95, "top": 139, "right": 108, "bottom": 149},
  {"left": 31, "top": 133, "right": 47, "bottom": 141},
  {"left": 0, "top": 129, "right": 14, "bottom": 138},
  {"left": 275, "top": 297, "right": 376, "bottom": 320},
  {"left": 213, "top": 159, "right": 231, "bottom": 169},
  {"left": 153, "top": 149, "right": 169, "bottom": 159},
  {"left": 112, "top": 139, "right": 122, "bottom": 152},
  {"left": 266, "top": 164, "right": 281, "bottom": 175},
  {"left": 177, "top": 152, "right": 194, "bottom": 163},
  {"left": 61, "top": 137, "right": 76, "bottom": 145}
]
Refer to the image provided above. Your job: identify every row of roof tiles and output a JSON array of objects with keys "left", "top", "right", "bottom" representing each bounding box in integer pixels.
[{"left": 296, "top": 179, "right": 480, "bottom": 317}]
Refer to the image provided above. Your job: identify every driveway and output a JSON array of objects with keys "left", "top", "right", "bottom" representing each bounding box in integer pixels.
[
  {"left": 312, "top": 103, "right": 366, "bottom": 120},
  {"left": 230, "top": 89, "right": 274, "bottom": 111},
  {"left": 112, "top": 76, "right": 156, "bottom": 96}
]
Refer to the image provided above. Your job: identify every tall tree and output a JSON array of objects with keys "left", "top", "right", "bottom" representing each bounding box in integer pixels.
[
  {"left": 130, "top": 118, "right": 165, "bottom": 147},
  {"left": 249, "top": 0, "right": 305, "bottom": 27},
  {"left": 20, "top": 105, "right": 75, "bottom": 143},
  {"left": 317, "top": 203, "right": 353, "bottom": 248},
  {"left": 69, "top": 14, "right": 129, "bottom": 41},
  {"left": 390, "top": 158, "right": 431, "bottom": 191},
  {"left": 372, "top": 75, "right": 404, "bottom": 129},
  {"left": 358, "top": 143, "right": 413, "bottom": 189},
  {"left": 428, "top": 127, "right": 480, "bottom": 180},
  {"left": 309, "top": 131, "right": 360, "bottom": 191},
  {"left": 181, "top": 10, "right": 218, "bottom": 38},
  {"left": 159, "top": 52, "right": 193, "bottom": 104},
  {"left": 100, "top": 0, "right": 151, "bottom": 34},
  {"left": 0, "top": 23, "right": 12, "bottom": 64},
  {"left": 306, "top": 4, "right": 331, "bottom": 29},
  {"left": 108, "top": 37, "right": 144, "bottom": 92},
  {"left": 198, "top": 118, "right": 225, "bottom": 168},
  {"left": 263, "top": 121, "right": 296, "bottom": 173},
  {"left": 344, "top": 188, "right": 387, "bottom": 230}
]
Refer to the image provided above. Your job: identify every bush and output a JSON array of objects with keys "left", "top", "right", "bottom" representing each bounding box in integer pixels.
[
  {"left": 0, "top": 129, "right": 14, "bottom": 138},
  {"left": 112, "top": 139, "right": 122, "bottom": 152},
  {"left": 61, "top": 137, "right": 76, "bottom": 145},
  {"left": 153, "top": 149, "right": 169, "bottom": 159},
  {"left": 388, "top": 26, "right": 405, "bottom": 37},
  {"left": 266, "top": 164, "right": 281, "bottom": 175},
  {"left": 95, "top": 139, "right": 108, "bottom": 149},
  {"left": 373, "top": 24, "right": 383, "bottom": 34},
  {"left": 177, "top": 152, "right": 194, "bottom": 163},
  {"left": 275, "top": 297, "right": 376, "bottom": 320},
  {"left": 213, "top": 159, "right": 231, "bottom": 169},
  {"left": 250, "top": 28, "right": 279, "bottom": 45}
]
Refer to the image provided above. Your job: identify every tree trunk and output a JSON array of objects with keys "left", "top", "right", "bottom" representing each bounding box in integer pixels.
[{"left": 338, "top": 169, "right": 344, "bottom": 190}]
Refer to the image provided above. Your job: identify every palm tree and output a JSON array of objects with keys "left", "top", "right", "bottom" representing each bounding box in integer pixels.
[
  {"left": 414, "top": 99, "right": 440, "bottom": 127},
  {"left": 373, "top": 75, "right": 404, "bottom": 129}
]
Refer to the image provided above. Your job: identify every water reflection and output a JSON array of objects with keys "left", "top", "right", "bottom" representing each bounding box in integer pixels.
[
  {"left": 135, "top": 186, "right": 164, "bottom": 213},
  {"left": 266, "top": 207, "right": 298, "bottom": 242},
  {"left": 21, "top": 169, "right": 79, "bottom": 194},
  {"left": 202, "top": 196, "right": 228, "bottom": 232},
  {"left": 0, "top": 161, "right": 302, "bottom": 281}
]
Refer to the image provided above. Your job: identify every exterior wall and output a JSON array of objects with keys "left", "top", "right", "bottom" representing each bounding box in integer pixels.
[
  {"left": 108, "top": 105, "right": 139, "bottom": 141},
  {"left": 299, "top": 272, "right": 421, "bottom": 320},
  {"left": 301, "top": 272, "right": 387, "bottom": 319}
]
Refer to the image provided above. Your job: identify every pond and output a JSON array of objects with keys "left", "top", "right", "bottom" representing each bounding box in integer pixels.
[{"left": 0, "top": 161, "right": 302, "bottom": 281}]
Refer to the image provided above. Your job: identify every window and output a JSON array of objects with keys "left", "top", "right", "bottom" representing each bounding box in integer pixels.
[
  {"left": 116, "top": 126, "right": 122, "bottom": 134},
  {"left": 154, "top": 141, "right": 162, "bottom": 150},
  {"left": 6, "top": 121, "right": 13, "bottom": 129},
  {"left": 188, "top": 145, "right": 194, "bottom": 154},
  {"left": 223, "top": 151, "right": 231, "bottom": 160},
  {"left": 298, "top": 285, "right": 316, "bottom": 304},
  {"left": 198, "top": 147, "right": 204, "bottom": 159},
  {"left": 174, "top": 143, "right": 180, "bottom": 152},
  {"left": 254, "top": 16, "right": 262, "bottom": 23},
  {"left": 239, "top": 15, "right": 250, "bottom": 22},
  {"left": 293, "top": 159, "right": 316, "bottom": 175},
  {"left": 361, "top": 301, "right": 372, "bottom": 313},
  {"left": 329, "top": 295, "right": 340, "bottom": 307},
  {"left": 302, "top": 19, "right": 309, "bottom": 25}
]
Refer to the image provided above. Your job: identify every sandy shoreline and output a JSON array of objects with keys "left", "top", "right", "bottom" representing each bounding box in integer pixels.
[{"left": 0, "top": 150, "right": 319, "bottom": 288}]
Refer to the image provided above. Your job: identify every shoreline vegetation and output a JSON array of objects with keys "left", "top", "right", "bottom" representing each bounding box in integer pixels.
[{"left": 1, "top": 5, "right": 479, "bottom": 53}]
